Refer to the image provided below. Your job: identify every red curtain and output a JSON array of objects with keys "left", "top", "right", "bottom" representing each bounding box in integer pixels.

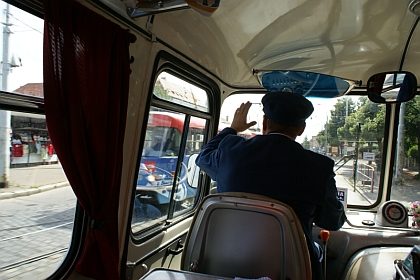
[{"left": 43, "top": 0, "right": 131, "bottom": 278}]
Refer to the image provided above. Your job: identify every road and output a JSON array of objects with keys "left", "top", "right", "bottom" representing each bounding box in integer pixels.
[
  {"left": 0, "top": 187, "right": 76, "bottom": 280},
  {"left": 2, "top": 159, "right": 415, "bottom": 279}
]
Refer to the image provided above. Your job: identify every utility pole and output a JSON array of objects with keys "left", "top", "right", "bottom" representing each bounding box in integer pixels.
[
  {"left": 353, "top": 123, "right": 361, "bottom": 191},
  {"left": 395, "top": 103, "right": 405, "bottom": 182},
  {"left": 346, "top": 96, "right": 348, "bottom": 117},
  {"left": 0, "top": 4, "right": 11, "bottom": 188}
]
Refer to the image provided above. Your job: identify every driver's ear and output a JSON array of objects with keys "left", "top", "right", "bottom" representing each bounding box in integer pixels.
[{"left": 297, "top": 123, "right": 306, "bottom": 136}]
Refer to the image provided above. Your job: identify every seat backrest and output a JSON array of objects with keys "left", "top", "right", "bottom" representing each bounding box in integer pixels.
[{"left": 181, "top": 192, "right": 312, "bottom": 280}]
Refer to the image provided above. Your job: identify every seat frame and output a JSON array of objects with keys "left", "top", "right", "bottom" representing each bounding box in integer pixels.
[{"left": 181, "top": 192, "right": 312, "bottom": 279}]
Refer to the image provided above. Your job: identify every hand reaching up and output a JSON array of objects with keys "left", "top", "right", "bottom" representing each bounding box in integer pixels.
[{"left": 230, "top": 101, "right": 257, "bottom": 133}]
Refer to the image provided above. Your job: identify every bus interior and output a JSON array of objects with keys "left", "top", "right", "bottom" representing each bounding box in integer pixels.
[{"left": 1, "top": 0, "right": 420, "bottom": 279}]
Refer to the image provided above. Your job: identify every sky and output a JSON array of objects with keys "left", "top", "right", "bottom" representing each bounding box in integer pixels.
[{"left": 0, "top": 2, "right": 44, "bottom": 92}]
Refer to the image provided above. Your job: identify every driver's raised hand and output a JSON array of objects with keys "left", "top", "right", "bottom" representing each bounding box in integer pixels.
[{"left": 230, "top": 101, "right": 257, "bottom": 133}]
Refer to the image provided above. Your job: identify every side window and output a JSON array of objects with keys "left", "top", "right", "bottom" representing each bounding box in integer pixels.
[
  {"left": 185, "top": 117, "right": 205, "bottom": 188},
  {"left": 131, "top": 72, "right": 209, "bottom": 233},
  {"left": 153, "top": 73, "right": 209, "bottom": 112},
  {"left": 0, "top": 3, "right": 76, "bottom": 279}
]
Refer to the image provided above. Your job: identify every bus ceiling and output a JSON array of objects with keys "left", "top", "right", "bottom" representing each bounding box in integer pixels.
[{"left": 104, "top": 0, "right": 420, "bottom": 91}]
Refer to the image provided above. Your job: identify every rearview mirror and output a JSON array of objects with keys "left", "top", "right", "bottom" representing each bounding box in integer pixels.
[
  {"left": 367, "top": 72, "right": 417, "bottom": 103},
  {"left": 257, "top": 70, "right": 356, "bottom": 98}
]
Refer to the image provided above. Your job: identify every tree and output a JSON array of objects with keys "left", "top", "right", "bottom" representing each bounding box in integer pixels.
[
  {"left": 328, "top": 98, "right": 356, "bottom": 155},
  {"left": 317, "top": 97, "right": 356, "bottom": 155},
  {"left": 404, "top": 97, "right": 420, "bottom": 173},
  {"left": 359, "top": 100, "right": 385, "bottom": 153},
  {"left": 302, "top": 136, "right": 310, "bottom": 149},
  {"left": 317, "top": 129, "right": 326, "bottom": 152},
  {"left": 337, "top": 97, "right": 385, "bottom": 154}
]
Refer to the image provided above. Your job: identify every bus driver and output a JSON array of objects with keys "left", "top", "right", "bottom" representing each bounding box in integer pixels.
[{"left": 195, "top": 91, "right": 346, "bottom": 280}]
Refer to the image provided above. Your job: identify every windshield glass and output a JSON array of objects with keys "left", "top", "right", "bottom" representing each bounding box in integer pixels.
[{"left": 221, "top": 93, "right": 420, "bottom": 209}]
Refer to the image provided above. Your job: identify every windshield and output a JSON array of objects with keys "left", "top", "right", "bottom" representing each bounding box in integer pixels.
[{"left": 221, "top": 93, "right": 420, "bottom": 209}]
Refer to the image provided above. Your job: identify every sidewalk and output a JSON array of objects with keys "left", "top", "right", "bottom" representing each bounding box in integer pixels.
[{"left": 0, "top": 163, "right": 69, "bottom": 200}]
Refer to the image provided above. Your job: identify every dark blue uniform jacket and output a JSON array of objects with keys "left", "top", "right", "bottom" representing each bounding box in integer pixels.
[{"left": 196, "top": 128, "right": 346, "bottom": 280}]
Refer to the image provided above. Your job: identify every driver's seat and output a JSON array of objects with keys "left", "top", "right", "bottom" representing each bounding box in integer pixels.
[{"left": 181, "top": 192, "right": 312, "bottom": 279}]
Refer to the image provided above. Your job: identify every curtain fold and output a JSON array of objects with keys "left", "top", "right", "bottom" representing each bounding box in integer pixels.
[{"left": 43, "top": 0, "right": 131, "bottom": 278}]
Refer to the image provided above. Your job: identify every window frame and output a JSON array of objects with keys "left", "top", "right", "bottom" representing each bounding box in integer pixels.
[{"left": 130, "top": 52, "right": 220, "bottom": 240}]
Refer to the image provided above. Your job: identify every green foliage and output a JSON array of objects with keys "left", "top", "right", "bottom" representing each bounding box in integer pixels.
[
  {"left": 404, "top": 98, "right": 420, "bottom": 158},
  {"left": 328, "top": 98, "right": 355, "bottom": 147},
  {"left": 315, "top": 95, "right": 420, "bottom": 172},
  {"left": 408, "top": 145, "right": 418, "bottom": 159},
  {"left": 318, "top": 97, "right": 357, "bottom": 152},
  {"left": 336, "top": 97, "right": 385, "bottom": 153},
  {"left": 359, "top": 146, "right": 371, "bottom": 153},
  {"left": 302, "top": 136, "right": 310, "bottom": 149}
]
